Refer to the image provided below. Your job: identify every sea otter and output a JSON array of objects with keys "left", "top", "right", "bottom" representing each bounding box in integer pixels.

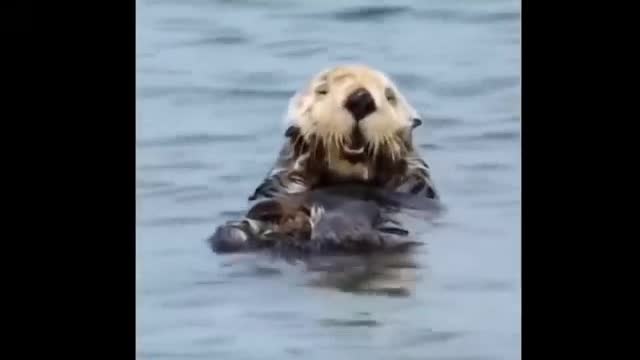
[{"left": 209, "top": 64, "right": 441, "bottom": 255}]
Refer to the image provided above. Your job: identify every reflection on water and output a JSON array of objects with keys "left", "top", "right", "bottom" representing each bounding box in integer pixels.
[{"left": 136, "top": 0, "right": 521, "bottom": 359}]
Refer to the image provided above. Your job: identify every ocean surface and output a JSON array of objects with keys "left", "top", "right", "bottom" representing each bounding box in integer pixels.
[{"left": 136, "top": 0, "right": 521, "bottom": 359}]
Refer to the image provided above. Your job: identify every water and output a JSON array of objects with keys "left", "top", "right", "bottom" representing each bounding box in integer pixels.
[{"left": 136, "top": 0, "right": 521, "bottom": 359}]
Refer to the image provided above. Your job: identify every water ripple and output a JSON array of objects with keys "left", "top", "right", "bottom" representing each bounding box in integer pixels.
[
  {"left": 136, "top": 180, "right": 175, "bottom": 190},
  {"left": 427, "top": 116, "right": 465, "bottom": 129},
  {"left": 138, "top": 216, "right": 213, "bottom": 227},
  {"left": 217, "top": 174, "right": 251, "bottom": 183},
  {"left": 137, "top": 133, "right": 255, "bottom": 148},
  {"left": 233, "top": 71, "right": 286, "bottom": 85},
  {"left": 138, "top": 184, "right": 210, "bottom": 199},
  {"left": 319, "top": 318, "right": 381, "bottom": 327},
  {"left": 194, "top": 280, "right": 228, "bottom": 286},
  {"left": 389, "top": 72, "right": 433, "bottom": 91},
  {"left": 442, "top": 280, "right": 514, "bottom": 292},
  {"left": 262, "top": 38, "right": 310, "bottom": 50},
  {"left": 419, "top": 143, "right": 443, "bottom": 151},
  {"left": 445, "top": 129, "right": 519, "bottom": 144},
  {"left": 137, "top": 161, "right": 215, "bottom": 171},
  {"left": 295, "top": 6, "right": 519, "bottom": 25},
  {"left": 137, "top": 85, "right": 220, "bottom": 99},
  {"left": 276, "top": 45, "right": 328, "bottom": 58},
  {"left": 179, "top": 33, "right": 250, "bottom": 46},
  {"left": 137, "top": 85, "right": 292, "bottom": 101},
  {"left": 218, "top": 210, "right": 246, "bottom": 219},
  {"left": 227, "top": 265, "right": 284, "bottom": 278},
  {"left": 458, "top": 162, "right": 511, "bottom": 172},
  {"left": 245, "top": 310, "right": 300, "bottom": 321},
  {"left": 477, "top": 130, "right": 520, "bottom": 141},
  {"left": 155, "top": 17, "right": 213, "bottom": 32},
  {"left": 136, "top": 351, "right": 228, "bottom": 359},
  {"left": 415, "top": 9, "right": 520, "bottom": 24},
  {"left": 162, "top": 295, "right": 224, "bottom": 309},
  {"left": 147, "top": 0, "right": 289, "bottom": 9},
  {"left": 225, "top": 88, "right": 292, "bottom": 100},
  {"left": 331, "top": 5, "right": 412, "bottom": 22},
  {"left": 429, "top": 77, "right": 519, "bottom": 98},
  {"left": 174, "top": 191, "right": 226, "bottom": 204},
  {"left": 396, "top": 329, "right": 464, "bottom": 346}
]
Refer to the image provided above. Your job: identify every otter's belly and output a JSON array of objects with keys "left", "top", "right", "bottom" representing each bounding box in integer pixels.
[{"left": 209, "top": 184, "right": 442, "bottom": 257}]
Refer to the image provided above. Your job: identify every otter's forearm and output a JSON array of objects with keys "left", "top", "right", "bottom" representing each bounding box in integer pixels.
[
  {"left": 248, "top": 141, "right": 314, "bottom": 201},
  {"left": 393, "top": 155, "right": 439, "bottom": 200}
]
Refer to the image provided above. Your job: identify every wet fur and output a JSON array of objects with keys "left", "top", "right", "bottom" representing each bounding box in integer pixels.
[{"left": 210, "top": 65, "right": 440, "bottom": 255}]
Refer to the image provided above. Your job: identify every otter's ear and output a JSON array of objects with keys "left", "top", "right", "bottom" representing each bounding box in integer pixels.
[
  {"left": 285, "top": 126, "right": 300, "bottom": 138},
  {"left": 411, "top": 118, "right": 422, "bottom": 129}
]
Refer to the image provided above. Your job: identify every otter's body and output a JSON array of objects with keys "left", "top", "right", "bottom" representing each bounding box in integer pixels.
[{"left": 209, "top": 64, "right": 441, "bottom": 255}]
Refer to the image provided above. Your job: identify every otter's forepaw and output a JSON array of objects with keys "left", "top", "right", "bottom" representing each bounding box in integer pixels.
[
  {"left": 309, "top": 214, "right": 383, "bottom": 253},
  {"left": 207, "top": 221, "right": 254, "bottom": 254}
]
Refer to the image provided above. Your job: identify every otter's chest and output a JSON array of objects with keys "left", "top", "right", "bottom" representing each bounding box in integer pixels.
[
  {"left": 328, "top": 159, "right": 373, "bottom": 181},
  {"left": 318, "top": 156, "right": 408, "bottom": 188}
]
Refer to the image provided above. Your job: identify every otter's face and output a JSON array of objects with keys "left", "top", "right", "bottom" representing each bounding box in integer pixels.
[{"left": 285, "top": 65, "right": 421, "bottom": 174}]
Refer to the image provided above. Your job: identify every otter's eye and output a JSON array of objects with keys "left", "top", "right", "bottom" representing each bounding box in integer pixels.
[
  {"left": 385, "top": 88, "right": 397, "bottom": 103},
  {"left": 315, "top": 83, "right": 329, "bottom": 95}
]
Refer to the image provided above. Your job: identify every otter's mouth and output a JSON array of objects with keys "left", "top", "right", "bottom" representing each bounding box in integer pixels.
[
  {"left": 343, "top": 146, "right": 365, "bottom": 155},
  {"left": 342, "top": 128, "right": 368, "bottom": 161}
]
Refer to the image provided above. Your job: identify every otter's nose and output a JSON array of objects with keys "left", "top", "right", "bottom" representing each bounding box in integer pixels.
[{"left": 344, "top": 88, "right": 376, "bottom": 121}]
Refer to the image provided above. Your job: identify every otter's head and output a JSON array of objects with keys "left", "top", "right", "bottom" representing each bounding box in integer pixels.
[{"left": 284, "top": 64, "right": 422, "bottom": 180}]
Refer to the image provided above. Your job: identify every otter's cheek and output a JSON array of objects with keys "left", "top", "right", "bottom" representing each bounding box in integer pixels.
[
  {"left": 360, "top": 112, "right": 403, "bottom": 139},
  {"left": 311, "top": 107, "right": 354, "bottom": 137}
]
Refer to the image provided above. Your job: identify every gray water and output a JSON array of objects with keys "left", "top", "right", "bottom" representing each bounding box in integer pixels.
[{"left": 136, "top": 0, "right": 521, "bottom": 359}]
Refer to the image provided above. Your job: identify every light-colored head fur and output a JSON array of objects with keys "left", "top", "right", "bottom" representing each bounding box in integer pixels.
[{"left": 284, "top": 64, "right": 421, "bottom": 178}]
